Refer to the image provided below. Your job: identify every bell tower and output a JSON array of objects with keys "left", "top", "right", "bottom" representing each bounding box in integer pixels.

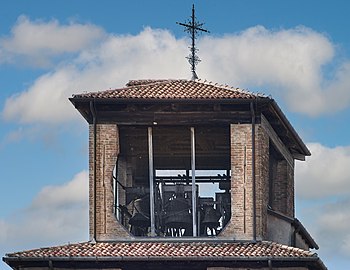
[{"left": 70, "top": 78, "right": 317, "bottom": 250}]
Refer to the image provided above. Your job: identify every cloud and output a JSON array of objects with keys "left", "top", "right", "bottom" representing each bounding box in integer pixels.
[
  {"left": 199, "top": 26, "right": 350, "bottom": 116},
  {"left": 0, "top": 127, "right": 25, "bottom": 145},
  {"left": 3, "top": 24, "right": 350, "bottom": 124},
  {"left": 0, "top": 122, "right": 85, "bottom": 151},
  {"left": 2, "top": 27, "right": 188, "bottom": 124},
  {"left": 0, "top": 171, "right": 88, "bottom": 252},
  {"left": 299, "top": 198, "right": 350, "bottom": 259},
  {"left": 295, "top": 142, "right": 350, "bottom": 260},
  {"left": 0, "top": 15, "right": 106, "bottom": 67},
  {"left": 295, "top": 143, "right": 350, "bottom": 199},
  {"left": 31, "top": 171, "right": 88, "bottom": 209}
]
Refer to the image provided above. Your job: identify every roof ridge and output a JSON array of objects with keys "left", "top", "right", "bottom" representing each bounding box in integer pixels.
[{"left": 126, "top": 79, "right": 176, "bottom": 87}]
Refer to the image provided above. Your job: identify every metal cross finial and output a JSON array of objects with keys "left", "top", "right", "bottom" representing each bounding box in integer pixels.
[{"left": 177, "top": 4, "right": 209, "bottom": 80}]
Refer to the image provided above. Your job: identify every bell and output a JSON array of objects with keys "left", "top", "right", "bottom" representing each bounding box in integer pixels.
[
  {"left": 129, "top": 196, "right": 150, "bottom": 228},
  {"left": 164, "top": 197, "right": 192, "bottom": 231},
  {"left": 133, "top": 195, "right": 150, "bottom": 216},
  {"left": 202, "top": 205, "right": 221, "bottom": 228},
  {"left": 129, "top": 212, "right": 150, "bottom": 227}
]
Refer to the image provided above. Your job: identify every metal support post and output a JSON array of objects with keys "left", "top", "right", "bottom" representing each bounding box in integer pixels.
[
  {"left": 191, "top": 127, "right": 197, "bottom": 236},
  {"left": 148, "top": 127, "right": 156, "bottom": 236}
]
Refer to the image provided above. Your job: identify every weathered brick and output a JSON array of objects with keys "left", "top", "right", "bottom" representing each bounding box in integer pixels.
[
  {"left": 220, "top": 123, "right": 269, "bottom": 240},
  {"left": 89, "top": 124, "right": 130, "bottom": 241}
]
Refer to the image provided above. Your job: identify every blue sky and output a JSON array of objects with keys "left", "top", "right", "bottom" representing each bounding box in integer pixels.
[{"left": 1, "top": 0, "right": 350, "bottom": 269}]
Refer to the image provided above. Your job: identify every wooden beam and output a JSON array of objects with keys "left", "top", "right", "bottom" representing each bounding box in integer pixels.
[
  {"left": 261, "top": 114, "right": 294, "bottom": 167},
  {"left": 291, "top": 152, "right": 306, "bottom": 161},
  {"left": 96, "top": 111, "right": 252, "bottom": 125}
]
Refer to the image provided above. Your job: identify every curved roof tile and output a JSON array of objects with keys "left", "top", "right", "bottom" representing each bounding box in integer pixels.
[
  {"left": 7, "top": 241, "right": 314, "bottom": 259},
  {"left": 72, "top": 79, "right": 268, "bottom": 100}
]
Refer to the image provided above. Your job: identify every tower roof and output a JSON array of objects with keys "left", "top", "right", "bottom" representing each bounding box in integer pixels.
[
  {"left": 72, "top": 79, "right": 267, "bottom": 100},
  {"left": 70, "top": 78, "right": 310, "bottom": 158}
]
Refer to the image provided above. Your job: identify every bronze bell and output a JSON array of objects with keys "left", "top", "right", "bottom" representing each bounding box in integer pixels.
[
  {"left": 129, "top": 196, "right": 150, "bottom": 228},
  {"left": 202, "top": 205, "right": 220, "bottom": 228},
  {"left": 164, "top": 197, "right": 192, "bottom": 229},
  {"left": 129, "top": 212, "right": 149, "bottom": 227}
]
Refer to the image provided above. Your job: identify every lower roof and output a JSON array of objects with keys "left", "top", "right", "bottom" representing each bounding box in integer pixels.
[
  {"left": 3, "top": 241, "right": 327, "bottom": 270},
  {"left": 5, "top": 240, "right": 313, "bottom": 259}
]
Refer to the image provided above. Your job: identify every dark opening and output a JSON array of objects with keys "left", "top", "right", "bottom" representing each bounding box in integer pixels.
[{"left": 114, "top": 125, "right": 231, "bottom": 237}]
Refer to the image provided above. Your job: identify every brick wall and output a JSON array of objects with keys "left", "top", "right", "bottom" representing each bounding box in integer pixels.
[
  {"left": 287, "top": 161, "right": 295, "bottom": 217},
  {"left": 220, "top": 123, "right": 269, "bottom": 240},
  {"left": 273, "top": 159, "right": 288, "bottom": 214},
  {"left": 89, "top": 124, "right": 130, "bottom": 241},
  {"left": 271, "top": 158, "right": 295, "bottom": 217},
  {"left": 256, "top": 124, "right": 270, "bottom": 239}
]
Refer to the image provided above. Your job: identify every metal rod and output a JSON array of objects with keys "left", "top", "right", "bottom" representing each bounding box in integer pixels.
[
  {"left": 103, "top": 145, "right": 107, "bottom": 234},
  {"left": 155, "top": 176, "right": 231, "bottom": 182},
  {"left": 243, "top": 142, "right": 247, "bottom": 234},
  {"left": 89, "top": 100, "right": 97, "bottom": 242},
  {"left": 191, "top": 5, "right": 197, "bottom": 80},
  {"left": 114, "top": 158, "right": 119, "bottom": 220},
  {"left": 190, "top": 127, "right": 197, "bottom": 236},
  {"left": 176, "top": 4, "right": 209, "bottom": 80},
  {"left": 148, "top": 127, "right": 156, "bottom": 236},
  {"left": 250, "top": 102, "right": 257, "bottom": 241},
  {"left": 113, "top": 175, "right": 126, "bottom": 189}
]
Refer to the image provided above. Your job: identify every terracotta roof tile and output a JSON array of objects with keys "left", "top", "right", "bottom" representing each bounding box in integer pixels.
[
  {"left": 72, "top": 79, "right": 268, "bottom": 100},
  {"left": 7, "top": 241, "right": 315, "bottom": 259}
]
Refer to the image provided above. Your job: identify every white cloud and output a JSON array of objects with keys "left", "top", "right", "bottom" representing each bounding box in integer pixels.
[
  {"left": 3, "top": 23, "right": 350, "bottom": 124},
  {"left": 199, "top": 26, "right": 350, "bottom": 116},
  {"left": 0, "top": 127, "right": 24, "bottom": 145},
  {"left": 0, "top": 15, "right": 106, "bottom": 67},
  {"left": 299, "top": 199, "right": 350, "bottom": 258},
  {"left": 0, "top": 171, "right": 88, "bottom": 251},
  {"left": 295, "top": 142, "right": 350, "bottom": 260},
  {"left": 295, "top": 143, "right": 350, "bottom": 199},
  {"left": 31, "top": 171, "right": 88, "bottom": 209},
  {"left": 2, "top": 66, "right": 86, "bottom": 123},
  {"left": 2, "top": 27, "right": 188, "bottom": 124}
]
